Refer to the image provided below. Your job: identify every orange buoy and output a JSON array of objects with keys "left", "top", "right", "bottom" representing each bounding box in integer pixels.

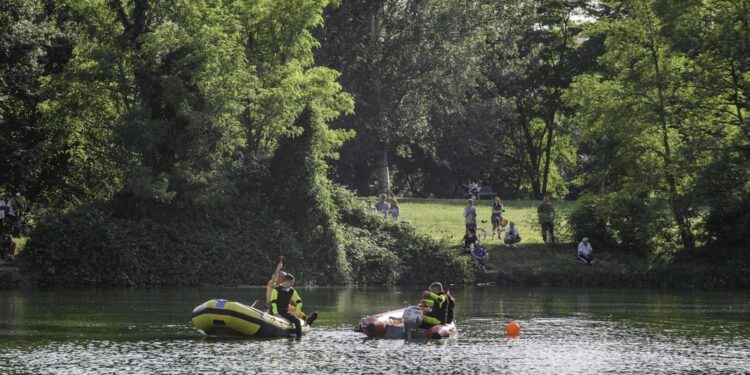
[{"left": 506, "top": 321, "right": 521, "bottom": 338}]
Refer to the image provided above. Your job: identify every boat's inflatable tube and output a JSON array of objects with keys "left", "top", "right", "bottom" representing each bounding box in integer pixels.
[
  {"left": 358, "top": 306, "right": 456, "bottom": 340},
  {"left": 423, "top": 322, "right": 456, "bottom": 339},
  {"left": 192, "top": 299, "right": 310, "bottom": 338},
  {"left": 359, "top": 308, "right": 406, "bottom": 339}
]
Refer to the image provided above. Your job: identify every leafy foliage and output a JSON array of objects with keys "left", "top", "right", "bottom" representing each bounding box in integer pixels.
[
  {"left": 7, "top": 0, "right": 750, "bottom": 287},
  {"left": 569, "top": 192, "right": 673, "bottom": 253},
  {"left": 333, "top": 186, "right": 476, "bottom": 285},
  {"left": 268, "top": 107, "right": 352, "bottom": 284}
]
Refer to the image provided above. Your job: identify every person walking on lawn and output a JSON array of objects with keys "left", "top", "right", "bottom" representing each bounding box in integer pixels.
[{"left": 537, "top": 194, "right": 556, "bottom": 244}]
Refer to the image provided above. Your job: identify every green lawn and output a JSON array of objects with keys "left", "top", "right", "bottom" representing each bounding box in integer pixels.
[
  {"left": 395, "top": 198, "right": 574, "bottom": 245},
  {"left": 370, "top": 197, "right": 659, "bottom": 287}
]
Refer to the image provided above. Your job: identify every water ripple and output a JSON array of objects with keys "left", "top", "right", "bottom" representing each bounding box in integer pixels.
[{"left": 2, "top": 287, "right": 749, "bottom": 374}]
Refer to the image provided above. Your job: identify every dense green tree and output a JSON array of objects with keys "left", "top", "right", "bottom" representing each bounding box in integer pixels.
[
  {"left": 35, "top": 0, "right": 352, "bottom": 207},
  {"left": 568, "top": 0, "right": 702, "bottom": 250},
  {"left": 317, "top": 0, "right": 489, "bottom": 196},
  {"left": 0, "top": 0, "right": 71, "bottom": 205},
  {"left": 655, "top": 0, "right": 750, "bottom": 251},
  {"left": 268, "top": 107, "right": 352, "bottom": 284},
  {"left": 481, "top": 0, "right": 597, "bottom": 199},
  {"left": 318, "top": 0, "right": 602, "bottom": 199}
]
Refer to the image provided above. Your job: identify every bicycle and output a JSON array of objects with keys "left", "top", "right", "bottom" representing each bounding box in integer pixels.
[{"left": 475, "top": 220, "right": 490, "bottom": 241}]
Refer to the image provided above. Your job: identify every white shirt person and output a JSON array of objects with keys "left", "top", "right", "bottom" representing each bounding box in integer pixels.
[{"left": 577, "top": 237, "right": 593, "bottom": 265}]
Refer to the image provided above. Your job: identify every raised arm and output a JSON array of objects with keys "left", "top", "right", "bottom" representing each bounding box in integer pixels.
[
  {"left": 266, "top": 256, "right": 285, "bottom": 303},
  {"left": 271, "top": 256, "right": 284, "bottom": 282}
]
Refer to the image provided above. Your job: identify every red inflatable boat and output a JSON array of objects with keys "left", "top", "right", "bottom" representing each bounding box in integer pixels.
[{"left": 358, "top": 306, "right": 457, "bottom": 340}]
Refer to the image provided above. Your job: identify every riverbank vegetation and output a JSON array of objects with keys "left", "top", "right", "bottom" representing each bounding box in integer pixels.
[
  {"left": 1, "top": 0, "right": 748, "bottom": 287},
  {"left": 395, "top": 199, "right": 750, "bottom": 288},
  {"left": 318, "top": 0, "right": 750, "bottom": 277}
]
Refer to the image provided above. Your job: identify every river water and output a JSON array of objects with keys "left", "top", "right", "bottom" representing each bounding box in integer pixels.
[{"left": 1, "top": 286, "right": 748, "bottom": 374}]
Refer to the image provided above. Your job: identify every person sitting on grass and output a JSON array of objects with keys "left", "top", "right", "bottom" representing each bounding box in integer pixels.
[
  {"left": 462, "top": 228, "right": 480, "bottom": 253},
  {"left": 577, "top": 237, "right": 594, "bottom": 265},
  {"left": 503, "top": 221, "right": 521, "bottom": 248},
  {"left": 470, "top": 243, "right": 488, "bottom": 268}
]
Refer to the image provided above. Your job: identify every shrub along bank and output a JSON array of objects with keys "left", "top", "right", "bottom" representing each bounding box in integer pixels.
[
  {"left": 19, "top": 109, "right": 475, "bottom": 287},
  {"left": 20, "top": 188, "right": 475, "bottom": 287}
]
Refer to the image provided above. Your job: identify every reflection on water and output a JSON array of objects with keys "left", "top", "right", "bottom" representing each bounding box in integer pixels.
[{"left": 1, "top": 287, "right": 749, "bottom": 374}]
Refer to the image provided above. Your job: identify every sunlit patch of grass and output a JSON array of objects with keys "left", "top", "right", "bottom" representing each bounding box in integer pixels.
[
  {"left": 388, "top": 197, "right": 574, "bottom": 245},
  {"left": 358, "top": 197, "right": 684, "bottom": 286}
]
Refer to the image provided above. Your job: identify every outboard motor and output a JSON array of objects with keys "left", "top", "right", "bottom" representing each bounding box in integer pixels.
[{"left": 403, "top": 306, "right": 423, "bottom": 331}]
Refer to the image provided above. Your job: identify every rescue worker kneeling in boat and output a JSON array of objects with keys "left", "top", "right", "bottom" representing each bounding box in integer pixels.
[
  {"left": 270, "top": 273, "right": 315, "bottom": 338},
  {"left": 418, "top": 282, "right": 455, "bottom": 329}
]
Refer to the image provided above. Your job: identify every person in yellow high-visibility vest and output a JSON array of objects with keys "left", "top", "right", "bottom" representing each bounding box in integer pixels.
[
  {"left": 270, "top": 274, "right": 303, "bottom": 338},
  {"left": 419, "top": 282, "right": 449, "bottom": 329}
]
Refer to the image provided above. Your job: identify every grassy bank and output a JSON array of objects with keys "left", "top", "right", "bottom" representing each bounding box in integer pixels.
[
  {"left": 383, "top": 198, "right": 749, "bottom": 288},
  {"left": 395, "top": 198, "right": 573, "bottom": 243}
]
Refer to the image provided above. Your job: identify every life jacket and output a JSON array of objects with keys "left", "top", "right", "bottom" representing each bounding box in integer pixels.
[
  {"left": 426, "top": 292, "right": 448, "bottom": 324},
  {"left": 272, "top": 286, "right": 299, "bottom": 313}
]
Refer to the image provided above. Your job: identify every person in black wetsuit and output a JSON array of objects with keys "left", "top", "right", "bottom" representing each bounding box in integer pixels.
[
  {"left": 419, "top": 282, "right": 449, "bottom": 329},
  {"left": 270, "top": 273, "right": 306, "bottom": 338}
]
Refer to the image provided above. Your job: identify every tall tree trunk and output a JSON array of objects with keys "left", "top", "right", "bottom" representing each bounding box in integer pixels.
[
  {"left": 377, "top": 141, "right": 390, "bottom": 195},
  {"left": 541, "top": 111, "right": 555, "bottom": 196},
  {"left": 353, "top": 160, "right": 371, "bottom": 196},
  {"left": 649, "top": 38, "right": 695, "bottom": 250},
  {"left": 517, "top": 98, "right": 542, "bottom": 198},
  {"left": 370, "top": 11, "right": 389, "bottom": 195}
]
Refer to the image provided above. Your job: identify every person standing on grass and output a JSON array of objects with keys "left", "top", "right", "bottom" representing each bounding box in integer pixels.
[
  {"left": 389, "top": 196, "right": 400, "bottom": 221},
  {"left": 537, "top": 194, "right": 556, "bottom": 244},
  {"left": 490, "top": 196, "right": 505, "bottom": 237},
  {"left": 577, "top": 237, "right": 593, "bottom": 265},
  {"left": 503, "top": 221, "right": 521, "bottom": 247},
  {"left": 374, "top": 194, "right": 388, "bottom": 218},
  {"left": 463, "top": 199, "right": 477, "bottom": 233}
]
